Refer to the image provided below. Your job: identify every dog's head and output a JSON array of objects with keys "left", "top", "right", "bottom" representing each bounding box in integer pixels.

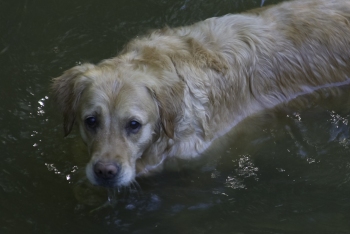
[{"left": 52, "top": 55, "right": 184, "bottom": 187}]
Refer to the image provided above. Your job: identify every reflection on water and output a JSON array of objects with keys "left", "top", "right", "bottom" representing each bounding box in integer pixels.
[
  {"left": 2, "top": 0, "right": 350, "bottom": 233},
  {"left": 225, "top": 154, "right": 259, "bottom": 190}
]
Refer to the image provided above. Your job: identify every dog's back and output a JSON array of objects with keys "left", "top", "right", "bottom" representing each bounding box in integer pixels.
[{"left": 128, "top": 0, "right": 350, "bottom": 140}]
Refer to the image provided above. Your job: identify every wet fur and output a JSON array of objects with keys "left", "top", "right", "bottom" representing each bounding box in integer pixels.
[{"left": 52, "top": 0, "right": 350, "bottom": 187}]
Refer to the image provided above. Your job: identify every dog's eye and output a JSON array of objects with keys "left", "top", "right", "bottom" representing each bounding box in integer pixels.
[
  {"left": 85, "top": 116, "right": 97, "bottom": 129},
  {"left": 127, "top": 120, "right": 141, "bottom": 133}
]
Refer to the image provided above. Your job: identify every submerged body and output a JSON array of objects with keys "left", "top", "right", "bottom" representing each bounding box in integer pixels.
[{"left": 53, "top": 0, "right": 350, "bottom": 187}]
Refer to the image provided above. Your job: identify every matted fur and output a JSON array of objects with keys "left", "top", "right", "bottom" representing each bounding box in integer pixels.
[{"left": 52, "top": 0, "right": 350, "bottom": 187}]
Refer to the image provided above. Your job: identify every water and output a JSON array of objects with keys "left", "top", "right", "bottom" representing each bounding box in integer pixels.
[{"left": 1, "top": 0, "right": 350, "bottom": 233}]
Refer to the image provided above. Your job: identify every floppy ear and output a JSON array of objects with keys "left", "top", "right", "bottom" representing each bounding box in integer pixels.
[
  {"left": 148, "top": 80, "right": 184, "bottom": 139},
  {"left": 133, "top": 46, "right": 186, "bottom": 139},
  {"left": 51, "top": 64, "right": 94, "bottom": 136}
]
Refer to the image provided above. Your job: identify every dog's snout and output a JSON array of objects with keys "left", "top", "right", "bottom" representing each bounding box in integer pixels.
[{"left": 93, "top": 161, "right": 119, "bottom": 180}]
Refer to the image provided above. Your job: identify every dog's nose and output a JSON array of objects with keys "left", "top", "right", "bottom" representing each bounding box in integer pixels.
[{"left": 93, "top": 161, "right": 119, "bottom": 180}]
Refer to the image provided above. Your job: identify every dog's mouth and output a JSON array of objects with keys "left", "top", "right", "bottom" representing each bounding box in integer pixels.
[{"left": 93, "top": 178, "right": 119, "bottom": 188}]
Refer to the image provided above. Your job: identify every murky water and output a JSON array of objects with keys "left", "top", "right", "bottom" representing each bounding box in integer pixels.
[{"left": 1, "top": 0, "right": 350, "bottom": 233}]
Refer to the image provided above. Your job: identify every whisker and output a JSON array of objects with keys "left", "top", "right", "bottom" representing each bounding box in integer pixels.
[
  {"left": 133, "top": 180, "right": 143, "bottom": 194},
  {"left": 128, "top": 186, "right": 133, "bottom": 197},
  {"left": 120, "top": 186, "right": 128, "bottom": 200},
  {"left": 106, "top": 187, "right": 118, "bottom": 205},
  {"left": 130, "top": 183, "right": 136, "bottom": 193},
  {"left": 129, "top": 180, "right": 143, "bottom": 198}
]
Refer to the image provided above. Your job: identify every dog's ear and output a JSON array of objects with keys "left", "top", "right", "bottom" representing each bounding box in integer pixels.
[
  {"left": 51, "top": 64, "right": 93, "bottom": 136},
  {"left": 133, "top": 46, "right": 185, "bottom": 139},
  {"left": 146, "top": 72, "right": 184, "bottom": 139}
]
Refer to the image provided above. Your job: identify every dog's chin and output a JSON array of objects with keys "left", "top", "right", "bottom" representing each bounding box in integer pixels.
[{"left": 85, "top": 162, "right": 135, "bottom": 188}]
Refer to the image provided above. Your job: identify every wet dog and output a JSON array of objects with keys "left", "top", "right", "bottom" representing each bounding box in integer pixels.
[{"left": 52, "top": 0, "right": 350, "bottom": 187}]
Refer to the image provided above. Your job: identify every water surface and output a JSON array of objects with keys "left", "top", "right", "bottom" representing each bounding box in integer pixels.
[{"left": 1, "top": 0, "right": 350, "bottom": 233}]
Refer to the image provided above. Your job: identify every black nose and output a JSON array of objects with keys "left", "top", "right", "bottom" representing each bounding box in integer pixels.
[{"left": 93, "top": 161, "right": 119, "bottom": 180}]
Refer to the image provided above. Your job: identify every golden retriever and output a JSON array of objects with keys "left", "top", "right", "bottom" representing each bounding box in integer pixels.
[{"left": 52, "top": 0, "right": 350, "bottom": 188}]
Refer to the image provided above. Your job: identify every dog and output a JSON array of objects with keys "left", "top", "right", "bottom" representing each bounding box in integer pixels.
[{"left": 52, "top": 0, "right": 350, "bottom": 188}]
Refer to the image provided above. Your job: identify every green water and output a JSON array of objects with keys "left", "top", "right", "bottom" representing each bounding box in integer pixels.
[{"left": 1, "top": 0, "right": 350, "bottom": 233}]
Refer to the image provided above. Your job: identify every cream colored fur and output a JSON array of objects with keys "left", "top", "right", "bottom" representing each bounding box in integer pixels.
[{"left": 52, "top": 0, "right": 350, "bottom": 187}]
